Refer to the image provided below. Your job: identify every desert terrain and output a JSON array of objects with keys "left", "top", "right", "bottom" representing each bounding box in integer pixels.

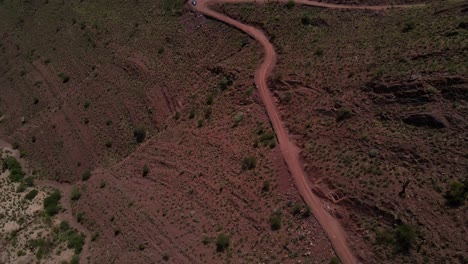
[{"left": 0, "top": 0, "right": 466, "bottom": 263}]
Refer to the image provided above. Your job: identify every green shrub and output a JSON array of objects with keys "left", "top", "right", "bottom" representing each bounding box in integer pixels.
[
  {"left": 302, "top": 206, "right": 311, "bottom": 218},
  {"left": 70, "top": 255, "right": 80, "bottom": 264},
  {"left": 376, "top": 224, "right": 417, "bottom": 254},
  {"left": 105, "top": 140, "right": 112, "bottom": 148},
  {"left": 206, "top": 95, "right": 213, "bottom": 105},
  {"left": 67, "top": 232, "right": 85, "bottom": 254},
  {"left": 215, "top": 233, "right": 230, "bottom": 252},
  {"left": 241, "top": 156, "right": 257, "bottom": 170},
  {"left": 394, "top": 224, "right": 417, "bottom": 253},
  {"left": 4, "top": 156, "right": 24, "bottom": 182},
  {"left": 71, "top": 186, "right": 81, "bottom": 201},
  {"left": 284, "top": 0, "right": 295, "bottom": 9},
  {"left": 99, "top": 180, "right": 106, "bottom": 188},
  {"left": 262, "top": 180, "right": 270, "bottom": 193},
  {"left": 291, "top": 203, "right": 302, "bottom": 216},
  {"left": 44, "top": 190, "right": 61, "bottom": 216},
  {"left": 24, "top": 176, "right": 34, "bottom": 187},
  {"left": 336, "top": 108, "right": 353, "bottom": 122},
  {"left": 143, "top": 165, "right": 149, "bottom": 177},
  {"left": 444, "top": 180, "right": 467, "bottom": 206},
  {"left": 81, "top": 170, "right": 91, "bottom": 181},
  {"left": 402, "top": 21, "right": 415, "bottom": 33},
  {"left": 330, "top": 256, "right": 340, "bottom": 264},
  {"left": 134, "top": 127, "right": 146, "bottom": 143},
  {"left": 269, "top": 213, "right": 282, "bottom": 231},
  {"left": 16, "top": 183, "right": 26, "bottom": 193},
  {"left": 314, "top": 47, "right": 324, "bottom": 56},
  {"left": 25, "top": 189, "right": 38, "bottom": 200},
  {"left": 58, "top": 73, "right": 70, "bottom": 83}
]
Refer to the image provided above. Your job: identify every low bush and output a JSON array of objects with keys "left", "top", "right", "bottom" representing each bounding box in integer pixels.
[
  {"left": 444, "top": 180, "right": 467, "bottom": 206},
  {"left": 3, "top": 156, "right": 24, "bottom": 182},
  {"left": 44, "top": 190, "right": 61, "bottom": 216},
  {"left": 25, "top": 189, "right": 38, "bottom": 200},
  {"left": 71, "top": 186, "right": 81, "bottom": 201},
  {"left": 81, "top": 170, "right": 91, "bottom": 181},
  {"left": 269, "top": 213, "right": 282, "bottom": 231},
  {"left": 215, "top": 233, "right": 230, "bottom": 252},
  {"left": 134, "top": 127, "right": 146, "bottom": 143},
  {"left": 241, "top": 156, "right": 257, "bottom": 171}
]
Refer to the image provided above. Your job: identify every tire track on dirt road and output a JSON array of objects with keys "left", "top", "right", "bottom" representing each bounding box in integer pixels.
[{"left": 193, "top": 1, "right": 423, "bottom": 263}]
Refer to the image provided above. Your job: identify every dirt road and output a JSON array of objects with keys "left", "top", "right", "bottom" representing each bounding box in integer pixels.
[{"left": 194, "top": 1, "right": 422, "bottom": 263}]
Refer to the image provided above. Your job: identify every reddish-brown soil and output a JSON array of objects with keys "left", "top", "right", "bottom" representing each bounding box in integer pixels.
[{"left": 1, "top": 0, "right": 466, "bottom": 263}]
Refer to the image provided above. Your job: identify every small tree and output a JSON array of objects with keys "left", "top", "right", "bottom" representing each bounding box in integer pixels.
[{"left": 216, "top": 233, "right": 230, "bottom": 252}]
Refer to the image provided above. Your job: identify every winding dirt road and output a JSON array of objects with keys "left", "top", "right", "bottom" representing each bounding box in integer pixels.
[{"left": 193, "top": 1, "right": 423, "bottom": 263}]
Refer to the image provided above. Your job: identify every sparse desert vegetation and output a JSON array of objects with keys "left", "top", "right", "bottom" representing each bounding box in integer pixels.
[{"left": 0, "top": 0, "right": 465, "bottom": 263}]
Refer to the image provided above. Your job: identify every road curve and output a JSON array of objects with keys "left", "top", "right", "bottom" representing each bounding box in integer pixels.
[{"left": 194, "top": 1, "right": 422, "bottom": 263}]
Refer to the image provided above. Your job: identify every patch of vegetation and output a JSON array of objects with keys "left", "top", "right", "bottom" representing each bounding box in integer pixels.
[
  {"left": 26, "top": 238, "right": 54, "bottom": 259},
  {"left": 330, "top": 256, "right": 340, "bottom": 264},
  {"left": 161, "top": 0, "right": 185, "bottom": 15},
  {"left": 402, "top": 21, "right": 415, "bottom": 33},
  {"left": 215, "top": 233, "right": 230, "bottom": 252},
  {"left": 376, "top": 224, "right": 417, "bottom": 254},
  {"left": 444, "top": 180, "right": 467, "bottom": 206},
  {"left": 3, "top": 156, "right": 25, "bottom": 182},
  {"left": 58, "top": 72, "right": 70, "bottom": 83},
  {"left": 25, "top": 189, "right": 38, "bottom": 200},
  {"left": 269, "top": 212, "right": 282, "bottom": 231},
  {"left": 218, "top": 76, "right": 233, "bottom": 91},
  {"left": 105, "top": 140, "right": 112, "bottom": 148},
  {"left": 81, "top": 170, "right": 91, "bottom": 181},
  {"left": 71, "top": 186, "right": 81, "bottom": 201},
  {"left": 336, "top": 108, "right": 353, "bottom": 122},
  {"left": 233, "top": 112, "right": 244, "bottom": 127},
  {"left": 241, "top": 156, "right": 257, "bottom": 170},
  {"left": 59, "top": 221, "right": 85, "bottom": 254},
  {"left": 134, "top": 127, "right": 146, "bottom": 143},
  {"left": 44, "top": 190, "right": 61, "bottom": 216},
  {"left": 284, "top": 0, "right": 295, "bottom": 9},
  {"left": 254, "top": 125, "right": 276, "bottom": 148},
  {"left": 142, "top": 165, "right": 149, "bottom": 177},
  {"left": 314, "top": 47, "right": 324, "bottom": 56},
  {"left": 262, "top": 180, "right": 271, "bottom": 193},
  {"left": 70, "top": 255, "right": 80, "bottom": 264}
]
